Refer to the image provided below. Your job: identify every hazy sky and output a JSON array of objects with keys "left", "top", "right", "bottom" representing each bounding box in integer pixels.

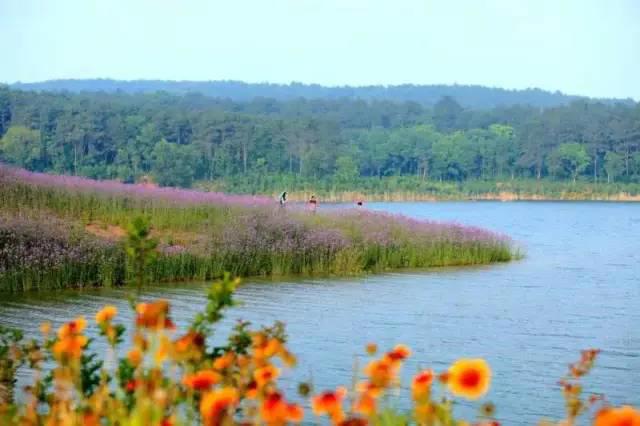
[{"left": 1, "top": 0, "right": 639, "bottom": 99}]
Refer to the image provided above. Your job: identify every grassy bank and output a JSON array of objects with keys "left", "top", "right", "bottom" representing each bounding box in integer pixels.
[{"left": 0, "top": 165, "right": 516, "bottom": 292}]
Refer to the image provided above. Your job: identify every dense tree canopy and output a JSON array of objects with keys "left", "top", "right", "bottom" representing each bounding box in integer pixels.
[
  {"left": 0, "top": 84, "right": 639, "bottom": 191},
  {"left": 12, "top": 79, "right": 635, "bottom": 109}
]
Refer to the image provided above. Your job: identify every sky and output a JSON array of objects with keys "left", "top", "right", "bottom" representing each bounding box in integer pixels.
[{"left": 1, "top": 0, "right": 639, "bottom": 99}]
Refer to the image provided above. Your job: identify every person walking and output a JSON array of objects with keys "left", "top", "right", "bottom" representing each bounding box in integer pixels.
[{"left": 279, "top": 191, "right": 288, "bottom": 207}]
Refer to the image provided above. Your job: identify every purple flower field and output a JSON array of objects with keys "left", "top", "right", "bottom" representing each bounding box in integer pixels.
[
  {"left": 0, "top": 164, "right": 516, "bottom": 291},
  {"left": 0, "top": 214, "right": 124, "bottom": 291},
  {"left": 0, "top": 164, "right": 272, "bottom": 207},
  {"left": 329, "top": 209, "right": 511, "bottom": 247}
]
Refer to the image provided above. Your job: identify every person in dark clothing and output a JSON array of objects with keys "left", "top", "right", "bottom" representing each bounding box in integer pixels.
[{"left": 279, "top": 191, "right": 288, "bottom": 207}]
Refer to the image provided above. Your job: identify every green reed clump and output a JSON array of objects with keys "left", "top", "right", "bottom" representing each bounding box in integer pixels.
[{"left": 125, "top": 216, "right": 158, "bottom": 290}]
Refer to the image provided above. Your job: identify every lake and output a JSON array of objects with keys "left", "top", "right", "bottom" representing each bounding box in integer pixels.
[{"left": 1, "top": 201, "right": 638, "bottom": 424}]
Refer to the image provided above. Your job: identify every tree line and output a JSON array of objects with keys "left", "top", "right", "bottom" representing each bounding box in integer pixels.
[
  {"left": 15, "top": 78, "right": 633, "bottom": 109},
  {"left": 0, "top": 85, "right": 639, "bottom": 190}
]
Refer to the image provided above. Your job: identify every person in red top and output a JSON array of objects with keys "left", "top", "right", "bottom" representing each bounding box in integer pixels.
[{"left": 308, "top": 195, "right": 318, "bottom": 213}]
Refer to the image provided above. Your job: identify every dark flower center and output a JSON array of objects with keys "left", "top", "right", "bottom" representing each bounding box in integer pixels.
[{"left": 460, "top": 369, "right": 481, "bottom": 388}]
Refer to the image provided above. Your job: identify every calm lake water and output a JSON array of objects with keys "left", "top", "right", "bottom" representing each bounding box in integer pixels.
[{"left": 1, "top": 202, "right": 639, "bottom": 424}]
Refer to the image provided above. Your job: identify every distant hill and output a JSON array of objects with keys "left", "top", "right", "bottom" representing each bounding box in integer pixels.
[{"left": 10, "top": 79, "right": 633, "bottom": 109}]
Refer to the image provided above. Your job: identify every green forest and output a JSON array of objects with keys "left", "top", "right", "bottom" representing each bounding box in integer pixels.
[
  {"left": 1, "top": 82, "right": 639, "bottom": 197},
  {"left": 15, "top": 78, "right": 632, "bottom": 108}
]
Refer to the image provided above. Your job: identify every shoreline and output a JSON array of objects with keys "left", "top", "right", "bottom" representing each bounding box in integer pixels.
[{"left": 278, "top": 191, "right": 640, "bottom": 203}]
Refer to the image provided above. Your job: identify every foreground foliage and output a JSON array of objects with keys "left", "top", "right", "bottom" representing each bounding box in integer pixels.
[
  {"left": 0, "top": 275, "right": 636, "bottom": 425},
  {"left": 0, "top": 165, "right": 515, "bottom": 292}
]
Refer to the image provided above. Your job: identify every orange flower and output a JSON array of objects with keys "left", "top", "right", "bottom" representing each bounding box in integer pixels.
[
  {"left": 286, "top": 403, "right": 304, "bottom": 423},
  {"left": 365, "top": 343, "right": 378, "bottom": 355},
  {"left": 125, "top": 379, "right": 138, "bottom": 393},
  {"left": 581, "top": 348, "right": 600, "bottom": 363},
  {"left": 237, "top": 354, "right": 251, "bottom": 369},
  {"left": 259, "top": 338, "right": 282, "bottom": 358},
  {"left": 447, "top": 359, "right": 491, "bottom": 400},
  {"left": 173, "top": 331, "right": 205, "bottom": 361},
  {"left": 200, "top": 388, "right": 239, "bottom": 425},
  {"left": 312, "top": 387, "right": 347, "bottom": 416},
  {"left": 364, "top": 358, "right": 396, "bottom": 388},
  {"left": 127, "top": 348, "right": 143, "bottom": 367},
  {"left": 57, "top": 317, "right": 87, "bottom": 339},
  {"left": 246, "top": 380, "right": 258, "bottom": 399},
  {"left": 40, "top": 322, "right": 52, "bottom": 336},
  {"left": 386, "top": 344, "right": 411, "bottom": 362},
  {"left": 183, "top": 370, "right": 221, "bottom": 391},
  {"left": 105, "top": 326, "right": 117, "bottom": 343},
  {"left": 154, "top": 335, "right": 172, "bottom": 364},
  {"left": 260, "top": 392, "right": 305, "bottom": 424},
  {"left": 95, "top": 305, "right": 117, "bottom": 324},
  {"left": 280, "top": 350, "right": 297, "bottom": 368},
  {"left": 253, "top": 334, "right": 282, "bottom": 359},
  {"left": 412, "top": 369, "right": 434, "bottom": 400},
  {"left": 135, "top": 300, "right": 175, "bottom": 329},
  {"left": 353, "top": 393, "right": 376, "bottom": 417},
  {"left": 594, "top": 406, "right": 640, "bottom": 426},
  {"left": 355, "top": 381, "right": 383, "bottom": 399},
  {"left": 213, "top": 352, "right": 235, "bottom": 370},
  {"left": 254, "top": 365, "right": 280, "bottom": 387},
  {"left": 83, "top": 412, "right": 99, "bottom": 426},
  {"left": 133, "top": 332, "right": 149, "bottom": 351},
  {"left": 438, "top": 371, "right": 450, "bottom": 384},
  {"left": 260, "top": 392, "right": 287, "bottom": 423},
  {"left": 415, "top": 403, "right": 436, "bottom": 422},
  {"left": 338, "top": 418, "right": 368, "bottom": 426},
  {"left": 52, "top": 335, "right": 88, "bottom": 360}
]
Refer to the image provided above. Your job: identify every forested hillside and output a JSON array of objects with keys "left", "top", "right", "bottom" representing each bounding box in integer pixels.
[
  {"left": 0, "top": 84, "right": 639, "bottom": 195},
  {"left": 12, "top": 79, "right": 633, "bottom": 109}
]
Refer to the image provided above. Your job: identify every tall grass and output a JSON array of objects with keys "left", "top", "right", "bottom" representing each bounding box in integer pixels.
[
  {"left": 0, "top": 165, "right": 517, "bottom": 292},
  {"left": 0, "top": 215, "right": 125, "bottom": 292}
]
